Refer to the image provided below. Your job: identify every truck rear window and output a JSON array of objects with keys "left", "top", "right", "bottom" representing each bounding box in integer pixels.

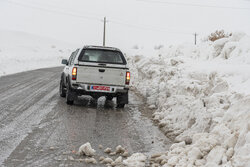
[{"left": 78, "top": 49, "right": 126, "bottom": 64}]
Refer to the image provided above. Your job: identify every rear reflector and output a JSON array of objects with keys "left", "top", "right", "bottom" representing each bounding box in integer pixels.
[
  {"left": 126, "top": 71, "right": 130, "bottom": 85},
  {"left": 72, "top": 67, "right": 77, "bottom": 80}
]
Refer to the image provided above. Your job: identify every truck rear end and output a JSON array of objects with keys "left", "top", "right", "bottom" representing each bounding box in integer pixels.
[{"left": 68, "top": 46, "right": 130, "bottom": 107}]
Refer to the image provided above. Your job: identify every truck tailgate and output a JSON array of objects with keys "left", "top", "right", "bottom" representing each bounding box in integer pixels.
[{"left": 76, "top": 66, "right": 127, "bottom": 86}]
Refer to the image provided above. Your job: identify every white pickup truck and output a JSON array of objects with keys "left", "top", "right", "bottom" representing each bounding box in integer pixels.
[{"left": 60, "top": 46, "right": 130, "bottom": 108}]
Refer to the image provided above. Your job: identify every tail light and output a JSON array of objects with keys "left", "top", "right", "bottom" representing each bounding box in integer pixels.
[
  {"left": 125, "top": 71, "right": 130, "bottom": 85},
  {"left": 72, "top": 67, "right": 77, "bottom": 80}
]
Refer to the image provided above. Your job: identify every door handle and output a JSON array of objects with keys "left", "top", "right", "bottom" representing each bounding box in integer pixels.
[{"left": 99, "top": 69, "right": 105, "bottom": 72}]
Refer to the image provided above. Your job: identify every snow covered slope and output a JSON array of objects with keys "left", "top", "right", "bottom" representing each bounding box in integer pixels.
[
  {"left": 0, "top": 30, "right": 76, "bottom": 76},
  {"left": 128, "top": 32, "right": 250, "bottom": 166}
]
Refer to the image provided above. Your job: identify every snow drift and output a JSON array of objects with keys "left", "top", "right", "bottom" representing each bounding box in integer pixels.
[
  {"left": 127, "top": 32, "right": 250, "bottom": 166},
  {"left": 0, "top": 30, "right": 75, "bottom": 76}
]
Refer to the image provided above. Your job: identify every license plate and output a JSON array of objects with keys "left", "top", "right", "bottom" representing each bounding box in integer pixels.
[{"left": 91, "top": 86, "right": 110, "bottom": 91}]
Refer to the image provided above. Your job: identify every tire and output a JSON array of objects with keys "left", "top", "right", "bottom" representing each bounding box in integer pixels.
[
  {"left": 106, "top": 96, "right": 113, "bottom": 101},
  {"left": 66, "top": 83, "right": 74, "bottom": 105},
  {"left": 59, "top": 79, "right": 66, "bottom": 97}
]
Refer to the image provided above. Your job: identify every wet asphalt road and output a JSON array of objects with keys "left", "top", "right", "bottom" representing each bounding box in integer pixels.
[{"left": 0, "top": 67, "right": 171, "bottom": 167}]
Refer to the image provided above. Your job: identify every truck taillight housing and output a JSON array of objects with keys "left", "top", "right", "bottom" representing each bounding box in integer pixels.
[
  {"left": 72, "top": 67, "right": 77, "bottom": 80},
  {"left": 126, "top": 71, "right": 130, "bottom": 85}
]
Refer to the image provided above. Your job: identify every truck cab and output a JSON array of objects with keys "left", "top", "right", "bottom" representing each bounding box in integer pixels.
[{"left": 60, "top": 46, "right": 130, "bottom": 108}]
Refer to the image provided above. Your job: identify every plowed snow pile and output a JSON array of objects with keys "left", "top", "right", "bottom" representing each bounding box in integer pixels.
[{"left": 128, "top": 32, "right": 250, "bottom": 166}]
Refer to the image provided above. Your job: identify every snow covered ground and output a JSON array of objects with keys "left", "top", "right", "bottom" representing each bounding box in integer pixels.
[
  {"left": 0, "top": 30, "right": 76, "bottom": 76},
  {"left": 127, "top": 32, "right": 250, "bottom": 166},
  {"left": 1, "top": 29, "right": 250, "bottom": 166}
]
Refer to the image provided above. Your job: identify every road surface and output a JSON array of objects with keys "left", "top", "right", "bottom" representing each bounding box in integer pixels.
[{"left": 0, "top": 67, "right": 171, "bottom": 167}]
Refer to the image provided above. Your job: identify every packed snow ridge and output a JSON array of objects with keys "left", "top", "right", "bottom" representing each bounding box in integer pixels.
[{"left": 127, "top": 32, "right": 250, "bottom": 166}]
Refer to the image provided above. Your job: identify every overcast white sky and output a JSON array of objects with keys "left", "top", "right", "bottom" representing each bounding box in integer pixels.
[{"left": 0, "top": 0, "right": 250, "bottom": 49}]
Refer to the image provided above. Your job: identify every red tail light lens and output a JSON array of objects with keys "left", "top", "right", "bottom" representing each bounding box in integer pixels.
[
  {"left": 72, "top": 67, "right": 77, "bottom": 80},
  {"left": 126, "top": 71, "right": 130, "bottom": 85}
]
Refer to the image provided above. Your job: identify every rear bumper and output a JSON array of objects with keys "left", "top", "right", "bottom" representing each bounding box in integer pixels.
[{"left": 71, "top": 83, "right": 129, "bottom": 97}]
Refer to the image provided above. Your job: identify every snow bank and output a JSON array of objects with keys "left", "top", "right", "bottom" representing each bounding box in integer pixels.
[
  {"left": 127, "top": 32, "right": 250, "bottom": 166},
  {"left": 0, "top": 30, "right": 76, "bottom": 76}
]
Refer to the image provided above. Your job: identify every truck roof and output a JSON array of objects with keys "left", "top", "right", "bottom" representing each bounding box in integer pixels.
[{"left": 83, "top": 45, "right": 121, "bottom": 52}]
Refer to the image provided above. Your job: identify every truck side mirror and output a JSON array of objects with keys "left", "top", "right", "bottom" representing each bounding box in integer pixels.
[{"left": 61, "top": 59, "right": 68, "bottom": 65}]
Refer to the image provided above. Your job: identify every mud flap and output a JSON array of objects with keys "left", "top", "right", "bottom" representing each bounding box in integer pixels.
[
  {"left": 117, "top": 92, "right": 128, "bottom": 104},
  {"left": 67, "top": 90, "right": 77, "bottom": 101},
  {"left": 66, "top": 81, "right": 77, "bottom": 104}
]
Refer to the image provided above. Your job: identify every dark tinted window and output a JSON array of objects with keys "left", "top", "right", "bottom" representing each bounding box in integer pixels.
[{"left": 78, "top": 49, "right": 126, "bottom": 64}]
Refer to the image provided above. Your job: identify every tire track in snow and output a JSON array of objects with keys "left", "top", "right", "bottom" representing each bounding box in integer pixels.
[
  {"left": 0, "top": 80, "right": 58, "bottom": 125},
  {"left": 0, "top": 88, "right": 58, "bottom": 166}
]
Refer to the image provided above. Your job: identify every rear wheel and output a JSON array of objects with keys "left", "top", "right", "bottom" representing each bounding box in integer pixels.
[
  {"left": 106, "top": 96, "right": 113, "bottom": 101},
  {"left": 66, "top": 83, "right": 74, "bottom": 105},
  {"left": 59, "top": 80, "right": 66, "bottom": 97}
]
